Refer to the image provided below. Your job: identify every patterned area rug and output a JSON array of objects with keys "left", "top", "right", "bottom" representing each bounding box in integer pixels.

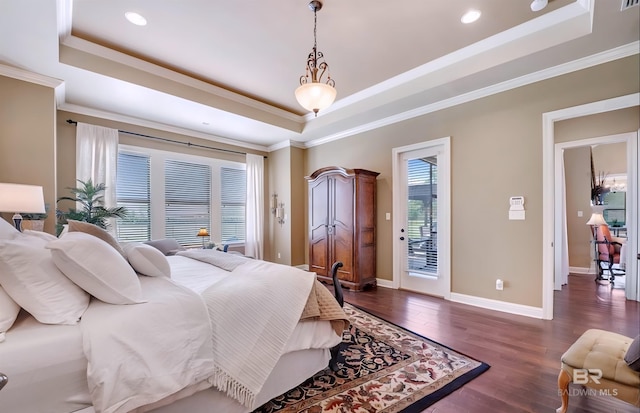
[{"left": 254, "top": 303, "right": 490, "bottom": 413}]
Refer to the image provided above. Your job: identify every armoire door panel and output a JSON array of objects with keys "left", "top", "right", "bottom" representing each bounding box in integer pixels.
[
  {"left": 333, "top": 232, "right": 354, "bottom": 281},
  {"left": 309, "top": 239, "right": 329, "bottom": 276},
  {"left": 332, "top": 176, "right": 355, "bottom": 231},
  {"left": 309, "top": 179, "right": 329, "bottom": 230}
]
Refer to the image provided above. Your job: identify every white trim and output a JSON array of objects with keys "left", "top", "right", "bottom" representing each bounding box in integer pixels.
[
  {"left": 0, "top": 63, "right": 63, "bottom": 88},
  {"left": 375, "top": 278, "right": 394, "bottom": 289},
  {"left": 309, "top": 0, "right": 593, "bottom": 118},
  {"left": 59, "top": 35, "right": 303, "bottom": 124},
  {"left": 450, "top": 293, "right": 544, "bottom": 319},
  {"left": 391, "top": 137, "right": 451, "bottom": 299},
  {"left": 59, "top": 103, "right": 270, "bottom": 153},
  {"left": 268, "top": 140, "right": 306, "bottom": 152},
  {"left": 543, "top": 93, "right": 640, "bottom": 319},
  {"left": 569, "top": 267, "right": 592, "bottom": 275},
  {"left": 304, "top": 42, "right": 638, "bottom": 148}
]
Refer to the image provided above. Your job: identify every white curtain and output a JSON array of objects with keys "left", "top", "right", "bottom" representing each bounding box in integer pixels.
[
  {"left": 75, "top": 122, "right": 119, "bottom": 209},
  {"left": 245, "top": 153, "right": 264, "bottom": 260}
]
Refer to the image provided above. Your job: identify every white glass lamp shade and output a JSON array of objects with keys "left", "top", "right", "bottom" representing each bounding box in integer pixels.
[
  {"left": 0, "top": 183, "right": 45, "bottom": 214},
  {"left": 586, "top": 213, "right": 607, "bottom": 226},
  {"left": 295, "top": 82, "right": 337, "bottom": 114}
]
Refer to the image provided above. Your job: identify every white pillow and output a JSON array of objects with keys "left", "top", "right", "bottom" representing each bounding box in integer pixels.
[
  {"left": 124, "top": 243, "right": 171, "bottom": 278},
  {"left": 23, "top": 229, "right": 57, "bottom": 242},
  {"left": 0, "top": 236, "right": 90, "bottom": 325},
  {"left": 0, "top": 218, "right": 20, "bottom": 240},
  {"left": 67, "top": 220, "right": 126, "bottom": 258},
  {"left": 0, "top": 286, "right": 21, "bottom": 341},
  {"left": 47, "top": 232, "right": 144, "bottom": 305}
]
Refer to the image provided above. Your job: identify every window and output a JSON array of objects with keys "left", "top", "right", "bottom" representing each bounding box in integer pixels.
[
  {"left": 407, "top": 157, "right": 438, "bottom": 272},
  {"left": 115, "top": 145, "right": 246, "bottom": 247},
  {"left": 221, "top": 167, "right": 246, "bottom": 243},
  {"left": 165, "top": 159, "right": 211, "bottom": 246},
  {"left": 116, "top": 152, "right": 150, "bottom": 242}
]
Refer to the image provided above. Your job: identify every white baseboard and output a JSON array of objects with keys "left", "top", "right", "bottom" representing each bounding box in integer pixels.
[
  {"left": 375, "top": 278, "right": 394, "bottom": 288},
  {"left": 450, "top": 293, "right": 544, "bottom": 319},
  {"left": 569, "top": 266, "right": 593, "bottom": 275}
]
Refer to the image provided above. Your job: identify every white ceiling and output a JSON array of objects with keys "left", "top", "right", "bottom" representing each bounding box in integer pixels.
[{"left": 0, "top": 0, "right": 638, "bottom": 151}]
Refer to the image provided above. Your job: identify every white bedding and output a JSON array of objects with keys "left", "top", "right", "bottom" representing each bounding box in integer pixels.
[
  {"left": 81, "top": 276, "right": 215, "bottom": 413},
  {"left": 0, "top": 254, "right": 343, "bottom": 413},
  {"left": 0, "top": 311, "right": 90, "bottom": 413}
]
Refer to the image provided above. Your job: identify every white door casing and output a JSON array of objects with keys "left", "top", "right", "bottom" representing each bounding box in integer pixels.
[{"left": 392, "top": 137, "right": 451, "bottom": 299}]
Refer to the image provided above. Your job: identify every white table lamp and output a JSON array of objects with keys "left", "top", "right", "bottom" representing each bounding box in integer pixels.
[{"left": 0, "top": 183, "right": 46, "bottom": 231}]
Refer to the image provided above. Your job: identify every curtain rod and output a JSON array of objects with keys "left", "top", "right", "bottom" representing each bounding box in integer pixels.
[{"left": 66, "top": 119, "right": 266, "bottom": 158}]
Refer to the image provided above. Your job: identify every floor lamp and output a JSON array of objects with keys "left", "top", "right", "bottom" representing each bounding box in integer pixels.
[
  {"left": 586, "top": 211, "right": 607, "bottom": 275},
  {"left": 0, "top": 183, "right": 46, "bottom": 232}
]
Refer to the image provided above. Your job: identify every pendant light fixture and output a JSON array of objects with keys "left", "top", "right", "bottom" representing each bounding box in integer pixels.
[{"left": 295, "top": 1, "right": 336, "bottom": 116}]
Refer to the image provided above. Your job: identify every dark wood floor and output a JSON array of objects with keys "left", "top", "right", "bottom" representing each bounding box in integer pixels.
[{"left": 340, "top": 274, "right": 640, "bottom": 413}]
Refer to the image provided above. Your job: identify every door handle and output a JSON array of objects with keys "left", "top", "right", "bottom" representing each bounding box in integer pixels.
[{"left": 400, "top": 236, "right": 405, "bottom": 241}]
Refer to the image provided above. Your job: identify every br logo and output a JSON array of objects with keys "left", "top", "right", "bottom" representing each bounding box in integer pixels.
[{"left": 573, "top": 368, "right": 602, "bottom": 384}]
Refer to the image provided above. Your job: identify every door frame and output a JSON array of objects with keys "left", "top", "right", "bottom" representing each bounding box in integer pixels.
[
  {"left": 392, "top": 137, "right": 451, "bottom": 299},
  {"left": 542, "top": 93, "right": 640, "bottom": 320}
]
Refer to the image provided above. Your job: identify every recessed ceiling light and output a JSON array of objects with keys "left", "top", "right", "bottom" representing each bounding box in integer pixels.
[
  {"left": 461, "top": 9, "right": 481, "bottom": 24},
  {"left": 125, "top": 12, "right": 147, "bottom": 26},
  {"left": 530, "top": 0, "right": 548, "bottom": 12}
]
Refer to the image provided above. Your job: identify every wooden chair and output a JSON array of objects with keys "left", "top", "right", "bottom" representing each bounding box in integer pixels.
[{"left": 593, "top": 224, "right": 625, "bottom": 283}]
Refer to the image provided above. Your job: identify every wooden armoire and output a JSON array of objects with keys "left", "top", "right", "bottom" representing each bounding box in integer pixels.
[{"left": 305, "top": 166, "right": 379, "bottom": 291}]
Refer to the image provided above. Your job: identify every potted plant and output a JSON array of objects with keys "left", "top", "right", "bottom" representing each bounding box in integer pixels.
[
  {"left": 591, "top": 171, "right": 609, "bottom": 206},
  {"left": 56, "top": 179, "right": 127, "bottom": 234}
]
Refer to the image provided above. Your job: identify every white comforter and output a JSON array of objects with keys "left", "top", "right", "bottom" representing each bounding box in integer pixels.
[
  {"left": 80, "top": 256, "right": 317, "bottom": 413},
  {"left": 81, "top": 276, "right": 215, "bottom": 413}
]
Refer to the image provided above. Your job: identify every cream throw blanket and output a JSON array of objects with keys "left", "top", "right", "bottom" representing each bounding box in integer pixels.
[{"left": 200, "top": 258, "right": 315, "bottom": 409}]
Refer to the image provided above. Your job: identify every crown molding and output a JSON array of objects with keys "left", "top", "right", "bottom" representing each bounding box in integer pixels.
[
  {"left": 304, "top": 42, "right": 639, "bottom": 148},
  {"left": 0, "top": 63, "right": 63, "bottom": 88},
  {"left": 58, "top": 103, "right": 270, "bottom": 153}
]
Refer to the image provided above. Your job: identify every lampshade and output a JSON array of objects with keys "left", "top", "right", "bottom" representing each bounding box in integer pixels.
[
  {"left": 586, "top": 213, "right": 607, "bottom": 226},
  {"left": 295, "top": 82, "right": 337, "bottom": 114},
  {"left": 197, "top": 228, "right": 209, "bottom": 237},
  {"left": 0, "top": 183, "right": 45, "bottom": 214}
]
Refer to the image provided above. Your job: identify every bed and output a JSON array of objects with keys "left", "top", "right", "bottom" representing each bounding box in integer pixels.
[{"left": 0, "top": 221, "right": 348, "bottom": 413}]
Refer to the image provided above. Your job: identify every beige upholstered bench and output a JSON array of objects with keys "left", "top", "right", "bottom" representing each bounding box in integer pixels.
[{"left": 557, "top": 329, "right": 640, "bottom": 413}]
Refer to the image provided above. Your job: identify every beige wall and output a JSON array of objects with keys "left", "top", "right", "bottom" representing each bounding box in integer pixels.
[
  {"left": 290, "top": 146, "right": 306, "bottom": 266},
  {"left": 0, "top": 76, "right": 57, "bottom": 233},
  {"left": 268, "top": 147, "right": 292, "bottom": 264},
  {"left": 563, "top": 147, "right": 592, "bottom": 268},
  {"left": 304, "top": 55, "right": 639, "bottom": 308}
]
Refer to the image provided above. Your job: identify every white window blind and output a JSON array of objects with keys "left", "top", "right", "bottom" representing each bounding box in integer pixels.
[
  {"left": 221, "top": 167, "right": 246, "bottom": 243},
  {"left": 165, "top": 159, "right": 211, "bottom": 247},
  {"left": 407, "top": 157, "right": 438, "bottom": 272},
  {"left": 116, "top": 152, "right": 151, "bottom": 242}
]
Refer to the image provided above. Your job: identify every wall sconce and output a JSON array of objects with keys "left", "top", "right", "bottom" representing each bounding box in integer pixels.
[
  {"left": 270, "top": 193, "right": 285, "bottom": 226},
  {"left": 275, "top": 203, "right": 285, "bottom": 226}
]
